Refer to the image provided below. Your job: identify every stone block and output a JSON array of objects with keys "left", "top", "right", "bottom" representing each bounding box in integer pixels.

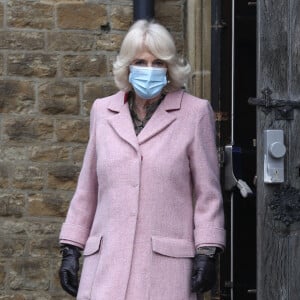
[
  {"left": 0, "top": 261, "right": 5, "bottom": 288},
  {"left": 12, "top": 165, "right": 44, "bottom": 190},
  {"left": 0, "top": 31, "right": 44, "bottom": 50},
  {"left": 25, "top": 220, "right": 63, "bottom": 236},
  {"left": 28, "top": 236, "right": 60, "bottom": 257},
  {"left": 0, "top": 146, "right": 28, "bottom": 162},
  {"left": 95, "top": 33, "right": 123, "bottom": 51},
  {"left": 155, "top": 3, "right": 182, "bottom": 32},
  {"left": 0, "top": 162, "right": 10, "bottom": 188},
  {"left": 110, "top": 6, "right": 133, "bottom": 30},
  {"left": 56, "top": 119, "right": 89, "bottom": 143},
  {"left": 0, "top": 3, "right": 3, "bottom": 28},
  {"left": 43, "top": 0, "right": 85, "bottom": 2},
  {"left": 105, "top": 56, "right": 115, "bottom": 77},
  {"left": 48, "top": 295, "right": 72, "bottom": 300},
  {"left": 0, "top": 294, "right": 26, "bottom": 300},
  {"left": 0, "top": 238, "right": 26, "bottom": 257},
  {"left": 62, "top": 55, "right": 107, "bottom": 77},
  {"left": 8, "top": 54, "right": 58, "bottom": 78},
  {"left": 0, "top": 54, "right": 3, "bottom": 75},
  {"left": 8, "top": 258, "right": 50, "bottom": 290},
  {"left": 0, "top": 193, "right": 25, "bottom": 217},
  {"left": 72, "top": 146, "right": 86, "bottom": 164},
  {"left": 30, "top": 145, "right": 70, "bottom": 162},
  {"left": 7, "top": 0, "right": 54, "bottom": 29},
  {"left": 0, "top": 80, "right": 35, "bottom": 114},
  {"left": 57, "top": 3, "right": 107, "bottom": 30},
  {"left": 0, "top": 220, "right": 63, "bottom": 236},
  {"left": 83, "top": 80, "right": 117, "bottom": 115},
  {"left": 47, "top": 164, "right": 80, "bottom": 190},
  {"left": 3, "top": 117, "right": 54, "bottom": 142},
  {"left": 47, "top": 32, "right": 94, "bottom": 52},
  {"left": 38, "top": 81, "right": 79, "bottom": 115},
  {"left": 28, "top": 192, "right": 69, "bottom": 217},
  {"left": 0, "top": 220, "right": 27, "bottom": 236}
]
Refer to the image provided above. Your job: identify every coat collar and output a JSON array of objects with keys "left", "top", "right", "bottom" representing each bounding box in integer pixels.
[
  {"left": 107, "top": 90, "right": 184, "bottom": 112},
  {"left": 107, "top": 90, "right": 185, "bottom": 151}
]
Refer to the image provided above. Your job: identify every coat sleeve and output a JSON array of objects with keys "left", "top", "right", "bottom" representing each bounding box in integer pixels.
[
  {"left": 189, "top": 100, "right": 226, "bottom": 249},
  {"left": 59, "top": 102, "right": 99, "bottom": 248}
]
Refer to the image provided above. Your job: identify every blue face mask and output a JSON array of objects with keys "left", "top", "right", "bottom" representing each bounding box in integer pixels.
[{"left": 129, "top": 66, "right": 167, "bottom": 100}]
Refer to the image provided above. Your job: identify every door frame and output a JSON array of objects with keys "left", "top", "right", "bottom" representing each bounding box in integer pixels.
[{"left": 210, "top": 1, "right": 257, "bottom": 299}]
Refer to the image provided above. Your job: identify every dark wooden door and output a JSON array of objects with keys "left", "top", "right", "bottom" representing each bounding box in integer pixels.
[{"left": 255, "top": 1, "right": 300, "bottom": 299}]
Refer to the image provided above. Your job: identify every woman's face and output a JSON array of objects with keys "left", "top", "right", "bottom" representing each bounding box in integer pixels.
[
  {"left": 131, "top": 48, "right": 167, "bottom": 69},
  {"left": 128, "top": 47, "right": 168, "bottom": 101}
]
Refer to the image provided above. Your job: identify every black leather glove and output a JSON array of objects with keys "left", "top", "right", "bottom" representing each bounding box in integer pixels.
[
  {"left": 59, "top": 244, "right": 81, "bottom": 297},
  {"left": 191, "top": 254, "right": 217, "bottom": 293}
]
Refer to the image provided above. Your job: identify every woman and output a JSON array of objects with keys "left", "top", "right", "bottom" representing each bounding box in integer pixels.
[{"left": 59, "top": 20, "right": 225, "bottom": 300}]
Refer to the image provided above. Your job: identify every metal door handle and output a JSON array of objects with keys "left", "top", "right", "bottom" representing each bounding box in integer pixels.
[
  {"left": 224, "top": 145, "right": 239, "bottom": 191},
  {"left": 237, "top": 179, "right": 253, "bottom": 198},
  {"left": 224, "top": 145, "right": 253, "bottom": 198}
]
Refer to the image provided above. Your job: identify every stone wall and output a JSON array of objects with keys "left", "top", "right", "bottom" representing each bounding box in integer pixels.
[{"left": 0, "top": 0, "right": 188, "bottom": 299}]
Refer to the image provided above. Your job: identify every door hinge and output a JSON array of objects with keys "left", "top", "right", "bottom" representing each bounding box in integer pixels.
[{"left": 248, "top": 87, "right": 300, "bottom": 120}]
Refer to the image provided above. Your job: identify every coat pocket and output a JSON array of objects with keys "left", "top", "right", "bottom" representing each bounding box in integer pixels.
[
  {"left": 152, "top": 236, "right": 195, "bottom": 258},
  {"left": 77, "top": 235, "right": 103, "bottom": 300},
  {"left": 150, "top": 236, "right": 196, "bottom": 300},
  {"left": 83, "top": 235, "right": 103, "bottom": 256}
]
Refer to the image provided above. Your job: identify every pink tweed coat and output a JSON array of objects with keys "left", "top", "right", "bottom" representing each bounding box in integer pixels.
[{"left": 59, "top": 89, "right": 226, "bottom": 300}]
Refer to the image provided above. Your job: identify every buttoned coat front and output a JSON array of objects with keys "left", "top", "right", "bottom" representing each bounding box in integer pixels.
[{"left": 59, "top": 89, "right": 226, "bottom": 300}]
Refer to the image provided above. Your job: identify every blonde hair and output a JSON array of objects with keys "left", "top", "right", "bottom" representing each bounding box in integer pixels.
[{"left": 113, "top": 20, "right": 191, "bottom": 92}]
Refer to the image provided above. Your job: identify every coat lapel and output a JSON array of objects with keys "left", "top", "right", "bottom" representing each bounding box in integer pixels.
[
  {"left": 137, "top": 90, "right": 184, "bottom": 145},
  {"left": 107, "top": 90, "right": 184, "bottom": 149},
  {"left": 107, "top": 92, "right": 140, "bottom": 152}
]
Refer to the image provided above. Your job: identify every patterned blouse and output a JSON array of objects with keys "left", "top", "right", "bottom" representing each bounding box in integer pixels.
[{"left": 128, "top": 92, "right": 166, "bottom": 135}]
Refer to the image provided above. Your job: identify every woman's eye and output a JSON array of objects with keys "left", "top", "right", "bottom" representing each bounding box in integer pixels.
[
  {"left": 131, "top": 59, "right": 166, "bottom": 67},
  {"left": 133, "top": 60, "right": 146, "bottom": 66},
  {"left": 153, "top": 60, "right": 165, "bottom": 67}
]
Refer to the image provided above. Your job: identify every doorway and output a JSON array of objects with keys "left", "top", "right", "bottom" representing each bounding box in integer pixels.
[{"left": 211, "top": 1, "right": 257, "bottom": 299}]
